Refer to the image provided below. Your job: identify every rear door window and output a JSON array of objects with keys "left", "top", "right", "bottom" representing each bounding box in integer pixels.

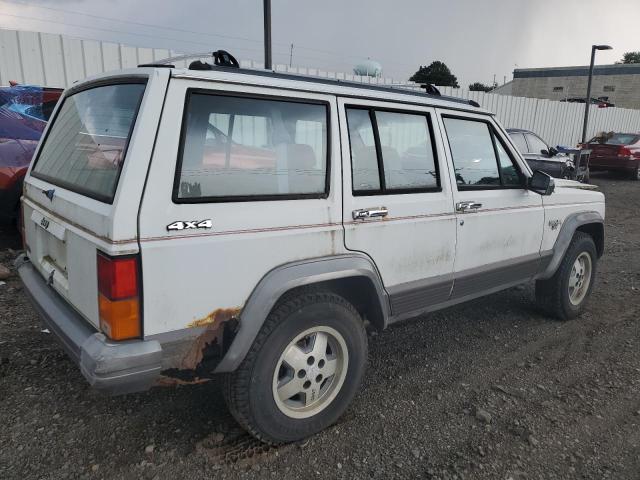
[
  {"left": 175, "top": 93, "right": 328, "bottom": 201},
  {"left": 346, "top": 107, "right": 440, "bottom": 194},
  {"left": 32, "top": 82, "right": 146, "bottom": 203}
]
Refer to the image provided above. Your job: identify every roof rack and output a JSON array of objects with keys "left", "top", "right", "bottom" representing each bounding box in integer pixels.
[{"left": 148, "top": 50, "right": 480, "bottom": 109}]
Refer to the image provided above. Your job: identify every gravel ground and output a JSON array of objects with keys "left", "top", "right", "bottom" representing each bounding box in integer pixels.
[{"left": 1, "top": 174, "right": 639, "bottom": 480}]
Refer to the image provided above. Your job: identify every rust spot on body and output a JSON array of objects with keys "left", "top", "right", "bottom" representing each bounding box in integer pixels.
[
  {"left": 159, "top": 307, "right": 241, "bottom": 385},
  {"left": 187, "top": 307, "right": 241, "bottom": 328}
]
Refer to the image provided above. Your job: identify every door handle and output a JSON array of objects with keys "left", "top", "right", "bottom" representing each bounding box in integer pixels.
[
  {"left": 352, "top": 207, "right": 389, "bottom": 220},
  {"left": 455, "top": 201, "right": 483, "bottom": 213}
]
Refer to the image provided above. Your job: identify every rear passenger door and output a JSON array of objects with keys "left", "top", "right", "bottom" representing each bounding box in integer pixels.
[
  {"left": 438, "top": 112, "right": 544, "bottom": 300},
  {"left": 339, "top": 98, "right": 456, "bottom": 319}
]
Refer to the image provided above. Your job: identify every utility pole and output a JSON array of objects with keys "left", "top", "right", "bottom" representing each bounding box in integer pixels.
[
  {"left": 581, "top": 44, "right": 612, "bottom": 143},
  {"left": 289, "top": 43, "right": 294, "bottom": 67},
  {"left": 263, "top": 0, "right": 272, "bottom": 70}
]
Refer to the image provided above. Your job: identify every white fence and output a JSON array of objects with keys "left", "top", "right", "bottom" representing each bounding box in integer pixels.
[
  {"left": 2, "top": 27, "right": 639, "bottom": 148},
  {"left": 435, "top": 86, "right": 640, "bottom": 147}
]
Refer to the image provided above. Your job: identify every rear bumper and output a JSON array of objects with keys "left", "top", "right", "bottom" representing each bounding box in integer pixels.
[{"left": 16, "top": 254, "right": 163, "bottom": 394}]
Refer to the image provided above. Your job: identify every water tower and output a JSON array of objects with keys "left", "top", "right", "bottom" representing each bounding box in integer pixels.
[{"left": 353, "top": 59, "right": 382, "bottom": 78}]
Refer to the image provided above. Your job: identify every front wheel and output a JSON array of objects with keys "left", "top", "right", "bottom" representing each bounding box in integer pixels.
[
  {"left": 535, "top": 231, "right": 597, "bottom": 320},
  {"left": 223, "top": 291, "right": 368, "bottom": 445}
]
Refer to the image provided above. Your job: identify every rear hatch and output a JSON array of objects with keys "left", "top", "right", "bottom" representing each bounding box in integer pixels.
[
  {"left": 22, "top": 69, "right": 169, "bottom": 330},
  {"left": 589, "top": 133, "right": 640, "bottom": 166}
]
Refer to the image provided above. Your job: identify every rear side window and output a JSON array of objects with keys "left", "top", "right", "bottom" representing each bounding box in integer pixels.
[
  {"left": 604, "top": 133, "right": 640, "bottom": 145},
  {"left": 346, "top": 107, "right": 440, "bottom": 195},
  {"left": 32, "top": 82, "right": 146, "bottom": 203},
  {"left": 443, "top": 117, "right": 523, "bottom": 189},
  {"left": 525, "top": 133, "right": 548, "bottom": 154},
  {"left": 174, "top": 92, "right": 328, "bottom": 202}
]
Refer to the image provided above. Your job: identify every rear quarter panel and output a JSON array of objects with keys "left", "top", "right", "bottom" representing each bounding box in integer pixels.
[{"left": 138, "top": 78, "right": 345, "bottom": 336}]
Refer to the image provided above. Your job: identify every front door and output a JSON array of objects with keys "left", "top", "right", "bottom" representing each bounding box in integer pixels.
[
  {"left": 437, "top": 112, "right": 544, "bottom": 300},
  {"left": 339, "top": 98, "right": 456, "bottom": 319}
]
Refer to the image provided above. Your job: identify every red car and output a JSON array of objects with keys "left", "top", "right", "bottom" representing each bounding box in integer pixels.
[
  {"left": 0, "top": 84, "right": 63, "bottom": 223},
  {"left": 584, "top": 132, "right": 640, "bottom": 180}
]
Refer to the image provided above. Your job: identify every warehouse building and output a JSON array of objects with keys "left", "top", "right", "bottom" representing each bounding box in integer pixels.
[{"left": 511, "top": 64, "right": 640, "bottom": 109}]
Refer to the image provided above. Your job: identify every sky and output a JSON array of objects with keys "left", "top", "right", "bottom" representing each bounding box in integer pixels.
[{"left": 0, "top": 0, "right": 638, "bottom": 87}]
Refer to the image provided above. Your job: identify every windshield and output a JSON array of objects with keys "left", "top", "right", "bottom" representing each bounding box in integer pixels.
[{"left": 31, "top": 82, "right": 146, "bottom": 203}]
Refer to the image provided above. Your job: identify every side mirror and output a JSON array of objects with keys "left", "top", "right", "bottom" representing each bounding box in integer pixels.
[
  {"left": 528, "top": 170, "right": 555, "bottom": 196},
  {"left": 548, "top": 147, "right": 558, "bottom": 157},
  {"left": 540, "top": 149, "right": 549, "bottom": 156}
]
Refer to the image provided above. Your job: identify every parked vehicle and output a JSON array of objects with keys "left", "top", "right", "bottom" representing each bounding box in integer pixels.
[
  {"left": 0, "top": 85, "right": 63, "bottom": 223},
  {"left": 506, "top": 128, "right": 581, "bottom": 180},
  {"left": 560, "top": 97, "right": 615, "bottom": 108},
  {"left": 16, "top": 58, "right": 605, "bottom": 445},
  {"left": 582, "top": 132, "right": 640, "bottom": 180}
]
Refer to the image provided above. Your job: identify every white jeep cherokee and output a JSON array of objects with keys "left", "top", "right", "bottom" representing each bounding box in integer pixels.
[{"left": 17, "top": 60, "right": 605, "bottom": 445}]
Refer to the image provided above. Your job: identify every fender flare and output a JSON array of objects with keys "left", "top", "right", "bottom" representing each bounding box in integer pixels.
[
  {"left": 537, "top": 211, "right": 604, "bottom": 280},
  {"left": 214, "top": 253, "right": 389, "bottom": 373}
]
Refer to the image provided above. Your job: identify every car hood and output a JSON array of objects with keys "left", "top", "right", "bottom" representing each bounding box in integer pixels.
[{"left": 553, "top": 178, "right": 599, "bottom": 190}]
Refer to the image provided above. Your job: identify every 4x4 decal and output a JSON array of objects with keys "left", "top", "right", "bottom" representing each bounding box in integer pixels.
[{"left": 167, "top": 220, "right": 213, "bottom": 231}]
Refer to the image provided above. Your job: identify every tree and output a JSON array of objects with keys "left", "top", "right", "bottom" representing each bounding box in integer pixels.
[
  {"left": 469, "top": 82, "right": 496, "bottom": 92},
  {"left": 410, "top": 61, "right": 459, "bottom": 88},
  {"left": 621, "top": 51, "right": 640, "bottom": 64}
]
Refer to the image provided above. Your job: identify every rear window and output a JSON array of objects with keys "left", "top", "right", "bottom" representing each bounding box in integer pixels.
[
  {"left": 604, "top": 134, "right": 639, "bottom": 145},
  {"left": 174, "top": 92, "right": 328, "bottom": 202},
  {"left": 32, "top": 82, "right": 146, "bottom": 203}
]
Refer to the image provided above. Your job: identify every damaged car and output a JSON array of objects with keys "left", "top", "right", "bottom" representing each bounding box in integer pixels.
[{"left": 17, "top": 55, "right": 605, "bottom": 445}]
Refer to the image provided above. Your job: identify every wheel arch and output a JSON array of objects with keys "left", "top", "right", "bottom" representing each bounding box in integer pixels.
[
  {"left": 538, "top": 211, "right": 604, "bottom": 280},
  {"left": 214, "top": 254, "right": 390, "bottom": 373}
]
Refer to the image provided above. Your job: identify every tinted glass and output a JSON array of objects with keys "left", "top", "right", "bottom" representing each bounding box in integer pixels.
[
  {"left": 525, "top": 133, "right": 548, "bottom": 154},
  {"left": 177, "top": 94, "right": 327, "bottom": 200},
  {"left": 375, "top": 111, "right": 438, "bottom": 190},
  {"left": 346, "top": 108, "right": 380, "bottom": 192},
  {"left": 443, "top": 118, "right": 500, "bottom": 187},
  {"left": 33, "top": 83, "right": 145, "bottom": 202},
  {"left": 509, "top": 133, "right": 528, "bottom": 153}
]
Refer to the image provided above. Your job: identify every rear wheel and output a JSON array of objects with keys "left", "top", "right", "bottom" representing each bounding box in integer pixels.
[
  {"left": 535, "top": 232, "right": 597, "bottom": 320},
  {"left": 223, "top": 291, "right": 367, "bottom": 445}
]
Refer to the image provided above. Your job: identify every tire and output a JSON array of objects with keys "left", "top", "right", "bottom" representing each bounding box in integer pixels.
[
  {"left": 535, "top": 231, "right": 597, "bottom": 320},
  {"left": 583, "top": 168, "right": 590, "bottom": 184},
  {"left": 223, "top": 291, "right": 368, "bottom": 445},
  {"left": 631, "top": 165, "right": 640, "bottom": 181}
]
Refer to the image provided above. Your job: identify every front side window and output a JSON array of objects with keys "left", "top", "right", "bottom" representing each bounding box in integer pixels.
[
  {"left": 443, "top": 117, "right": 522, "bottom": 189},
  {"left": 525, "top": 133, "right": 548, "bottom": 154},
  {"left": 32, "top": 82, "right": 146, "bottom": 202},
  {"left": 346, "top": 107, "right": 440, "bottom": 194},
  {"left": 176, "top": 93, "right": 328, "bottom": 201}
]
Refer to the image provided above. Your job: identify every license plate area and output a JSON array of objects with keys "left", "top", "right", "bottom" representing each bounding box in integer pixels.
[{"left": 30, "top": 209, "right": 69, "bottom": 291}]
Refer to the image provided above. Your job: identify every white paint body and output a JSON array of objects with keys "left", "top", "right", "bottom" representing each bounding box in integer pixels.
[{"left": 22, "top": 67, "right": 605, "bottom": 339}]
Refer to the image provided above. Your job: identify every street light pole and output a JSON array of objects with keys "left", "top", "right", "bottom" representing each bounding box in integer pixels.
[
  {"left": 263, "top": 0, "right": 272, "bottom": 70},
  {"left": 581, "top": 44, "right": 612, "bottom": 143}
]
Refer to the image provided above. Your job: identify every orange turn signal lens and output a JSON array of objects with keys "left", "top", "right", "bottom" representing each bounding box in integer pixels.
[{"left": 98, "top": 294, "right": 141, "bottom": 341}]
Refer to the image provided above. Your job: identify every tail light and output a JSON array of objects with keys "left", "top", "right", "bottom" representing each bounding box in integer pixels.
[
  {"left": 618, "top": 146, "right": 632, "bottom": 158},
  {"left": 97, "top": 252, "right": 141, "bottom": 341}
]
